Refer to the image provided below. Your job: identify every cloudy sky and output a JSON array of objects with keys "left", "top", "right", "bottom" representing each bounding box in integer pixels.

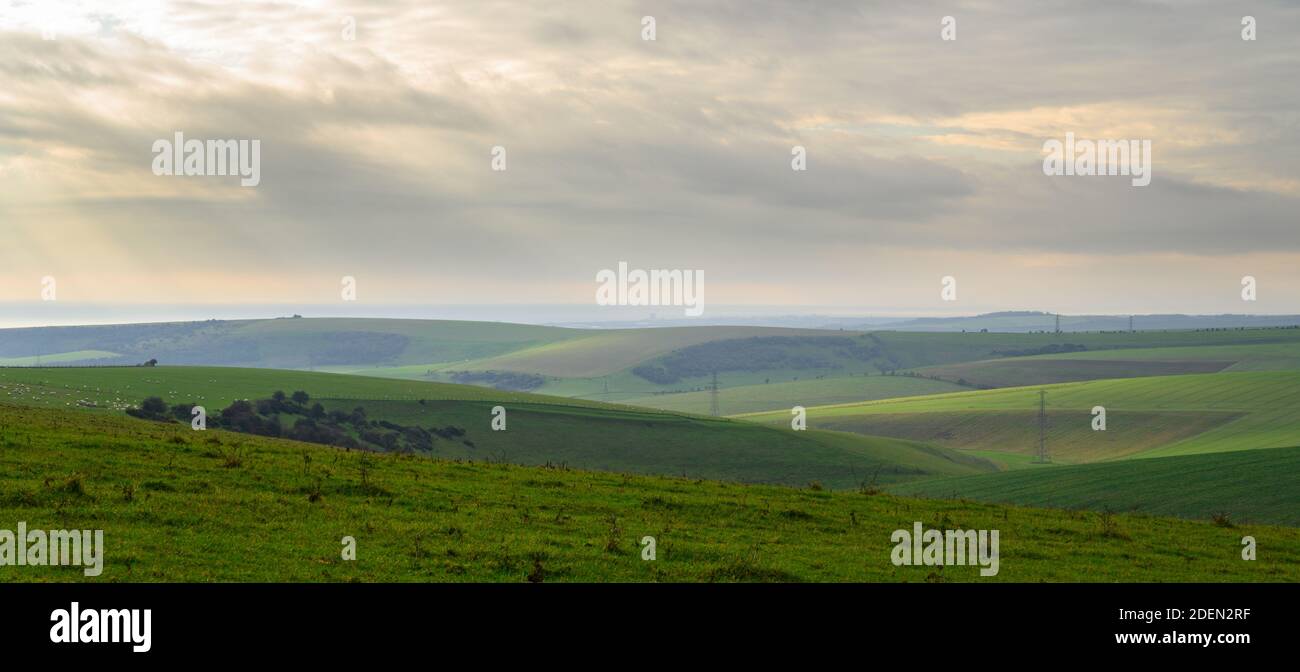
[{"left": 1, "top": 0, "right": 1298, "bottom": 321}]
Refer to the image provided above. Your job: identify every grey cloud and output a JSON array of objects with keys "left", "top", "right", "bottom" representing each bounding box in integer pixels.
[{"left": 2, "top": 0, "right": 1299, "bottom": 306}]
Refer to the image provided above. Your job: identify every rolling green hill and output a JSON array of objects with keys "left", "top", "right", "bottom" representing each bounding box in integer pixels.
[
  {"left": 0, "top": 318, "right": 582, "bottom": 369},
  {"left": 455, "top": 326, "right": 1300, "bottom": 406},
  {"left": 861, "top": 328, "right": 1300, "bottom": 371},
  {"left": 740, "top": 371, "right": 1300, "bottom": 463},
  {"left": 2, "top": 402, "right": 1295, "bottom": 582},
  {"left": 0, "top": 350, "right": 121, "bottom": 366},
  {"left": 10, "top": 318, "right": 1300, "bottom": 436},
  {"left": 12, "top": 320, "right": 1300, "bottom": 413},
  {"left": 15, "top": 315, "right": 1300, "bottom": 384},
  {"left": 444, "top": 326, "right": 838, "bottom": 379},
  {"left": 457, "top": 324, "right": 1300, "bottom": 408},
  {"left": 0, "top": 318, "right": 840, "bottom": 376},
  {"left": 890, "top": 446, "right": 1300, "bottom": 526},
  {"left": 0, "top": 366, "right": 995, "bottom": 488},
  {"left": 623, "top": 375, "right": 969, "bottom": 416},
  {"left": 1028, "top": 342, "right": 1300, "bottom": 372},
  {"left": 915, "top": 341, "right": 1300, "bottom": 389},
  {"left": 915, "top": 357, "right": 1233, "bottom": 389}
]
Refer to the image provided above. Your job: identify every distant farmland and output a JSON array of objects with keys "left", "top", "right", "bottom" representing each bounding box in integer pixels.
[{"left": 740, "top": 371, "right": 1300, "bottom": 461}]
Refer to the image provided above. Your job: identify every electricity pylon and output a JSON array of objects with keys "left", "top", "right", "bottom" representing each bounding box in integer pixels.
[
  {"left": 1034, "top": 389, "right": 1050, "bottom": 463},
  {"left": 709, "top": 371, "right": 720, "bottom": 417}
]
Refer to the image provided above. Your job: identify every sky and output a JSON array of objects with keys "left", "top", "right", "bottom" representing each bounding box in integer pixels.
[{"left": 1, "top": 0, "right": 1298, "bottom": 323}]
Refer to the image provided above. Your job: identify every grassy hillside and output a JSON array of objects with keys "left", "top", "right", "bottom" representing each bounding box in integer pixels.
[
  {"left": 915, "top": 341, "right": 1300, "bottom": 388},
  {"left": 865, "top": 328, "right": 1300, "bottom": 370},
  {"left": 1028, "top": 342, "right": 1300, "bottom": 372},
  {"left": 1, "top": 402, "right": 1295, "bottom": 582},
  {"left": 231, "top": 318, "right": 582, "bottom": 367},
  {"left": 915, "top": 358, "right": 1232, "bottom": 389},
  {"left": 449, "top": 326, "right": 838, "bottom": 378},
  {"left": 0, "top": 350, "right": 121, "bottom": 366},
  {"left": 740, "top": 371, "right": 1300, "bottom": 463},
  {"left": 624, "top": 375, "right": 969, "bottom": 416},
  {"left": 581, "top": 328, "right": 1300, "bottom": 405},
  {"left": 0, "top": 364, "right": 605, "bottom": 411},
  {"left": 890, "top": 446, "right": 1300, "bottom": 526},
  {"left": 776, "top": 409, "right": 1241, "bottom": 463},
  {"left": 457, "top": 327, "right": 1300, "bottom": 408},
  {"left": 0, "top": 318, "right": 839, "bottom": 375},
  {"left": 0, "top": 318, "right": 582, "bottom": 369},
  {"left": 0, "top": 366, "right": 994, "bottom": 488}
]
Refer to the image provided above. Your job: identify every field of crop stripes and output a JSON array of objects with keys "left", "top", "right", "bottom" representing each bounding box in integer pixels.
[
  {"left": 742, "top": 372, "right": 1300, "bottom": 460},
  {"left": 1044, "top": 374, "right": 1300, "bottom": 456},
  {"left": 813, "top": 410, "right": 1239, "bottom": 462},
  {"left": 890, "top": 446, "right": 1300, "bottom": 526},
  {"left": 794, "top": 372, "right": 1300, "bottom": 414}
]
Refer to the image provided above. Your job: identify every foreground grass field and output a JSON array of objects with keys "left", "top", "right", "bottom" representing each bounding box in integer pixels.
[
  {"left": 2, "top": 403, "right": 1296, "bottom": 582},
  {"left": 741, "top": 371, "right": 1300, "bottom": 462},
  {"left": 890, "top": 446, "right": 1300, "bottom": 526},
  {"left": 0, "top": 366, "right": 994, "bottom": 488}
]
